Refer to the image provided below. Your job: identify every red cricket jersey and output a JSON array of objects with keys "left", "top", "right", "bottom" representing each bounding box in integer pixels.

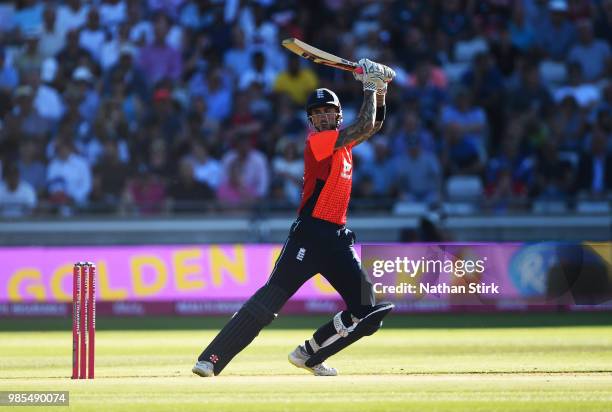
[{"left": 298, "top": 130, "right": 353, "bottom": 225}]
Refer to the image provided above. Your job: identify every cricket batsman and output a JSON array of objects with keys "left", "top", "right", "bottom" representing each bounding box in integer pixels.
[{"left": 193, "top": 59, "right": 396, "bottom": 377}]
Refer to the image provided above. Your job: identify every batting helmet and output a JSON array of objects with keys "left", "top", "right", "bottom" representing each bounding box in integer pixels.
[{"left": 306, "top": 88, "right": 343, "bottom": 130}]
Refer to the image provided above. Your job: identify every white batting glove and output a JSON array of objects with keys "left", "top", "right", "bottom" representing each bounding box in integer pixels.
[
  {"left": 377, "top": 82, "right": 387, "bottom": 96},
  {"left": 353, "top": 60, "right": 396, "bottom": 82},
  {"left": 380, "top": 64, "right": 395, "bottom": 83},
  {"left": 355, "top": 59, "right": 395, "bottom": 92},
  {"left": 352, "top": 69, "right": 364, "bottom": 82}
]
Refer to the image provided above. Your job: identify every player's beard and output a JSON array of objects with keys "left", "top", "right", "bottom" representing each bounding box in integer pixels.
[{"left": 309, "top": 113, "right": 339, "bottom": 131}]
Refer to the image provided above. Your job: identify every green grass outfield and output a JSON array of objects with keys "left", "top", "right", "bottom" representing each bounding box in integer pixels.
[{"left": 1, "top": 313, "right": 611, "bottom": 411}]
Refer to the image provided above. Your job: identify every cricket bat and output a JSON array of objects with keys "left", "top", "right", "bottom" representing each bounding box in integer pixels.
[{"left": 281, "top": 38, "right": 363, "bottom": 74}]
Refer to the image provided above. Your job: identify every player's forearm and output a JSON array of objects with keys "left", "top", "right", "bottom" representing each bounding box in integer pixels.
[
  {"left": 372, "top": 92, "right": 386, "bottom": 134},
  {"left": 334, "top": 90, "right": 376, "bottom": 149}
]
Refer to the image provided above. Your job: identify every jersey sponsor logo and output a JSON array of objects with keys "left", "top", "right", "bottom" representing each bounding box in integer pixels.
[
  {"left": 296, "top": 248, "right": 306, "bottom": 261},
  {"left": 340, "top": 155, "right": 352, "bottom": 179}
]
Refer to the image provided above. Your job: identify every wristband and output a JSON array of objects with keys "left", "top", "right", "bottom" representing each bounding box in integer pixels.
[
  {"left": 363, "top": 81, "right": 377, "bottom": 92},
  {"left": 375, "top": 105, "right": 386, "bottom": 122}
]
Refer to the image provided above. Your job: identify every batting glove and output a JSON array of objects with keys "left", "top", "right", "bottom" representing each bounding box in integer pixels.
[{"left": 356, "top": 58, "right": 395, "bottom": 92}]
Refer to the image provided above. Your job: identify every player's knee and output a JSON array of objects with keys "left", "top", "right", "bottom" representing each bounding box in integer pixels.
[
  {"left": 357, "top": 302, "right": 394, "bottom": 336},
  {"left": 244, "top": 284, "right": 289, "bottom": 327},
  {"left": 360, "top": 319, "right": 382, "bottom": 336}
]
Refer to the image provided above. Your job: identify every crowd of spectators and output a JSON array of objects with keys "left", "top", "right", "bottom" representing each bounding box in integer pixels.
[{"left": 0, "top": 0, "right": 611, "bottom": 218}]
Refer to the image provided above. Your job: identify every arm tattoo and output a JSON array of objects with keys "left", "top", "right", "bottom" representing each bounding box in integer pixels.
[
  {"left": 334, "top": 90, "right": 376, "bottom": 149},
  {"left": 372, "top": 93, "right": 386, "bottom": 134}
]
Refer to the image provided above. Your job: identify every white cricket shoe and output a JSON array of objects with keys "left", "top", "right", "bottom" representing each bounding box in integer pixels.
[
  {"left": 192, "top": 360, "right": 214, "bottom": 377},
  {"left": 288, "top": 345, "right": 338, "bottom": 376}
]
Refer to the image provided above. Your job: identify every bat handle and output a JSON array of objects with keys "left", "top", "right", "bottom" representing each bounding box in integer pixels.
[{"left": 354, "top": 66, "right": 394, "bottom": 82}]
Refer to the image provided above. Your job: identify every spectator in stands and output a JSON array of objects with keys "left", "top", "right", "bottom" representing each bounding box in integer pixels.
[
  {"left": 186, "top": 140, "right": 222, "bottom": 191},
  {"left": 485, "top": 139, "right": 530, "bottom": 210},
  {"left": 490, "top": 24, "right": 522, "bottom": 78},
  {"left": 148, "top": 136, "right": 171, "bottom": 176},
  {"left": 404, "top": 57, "right": 447, "bottom": 126},
  {"left": 147, "top": 0, "right": 185, "bottom": 20},
  {"left": 38, "top": 6, "right": 64, "bottom": 58},
  {"left": 592, "top": 85, "right": 612, "bottom": 128},
  {"left": 188, "top": 96, "right": 219, "bottom": 137},
  {"left": 509, "top": 5, "right": 536, "bottom": 52},
  {"left": 99, "top": 0, "right": 127, "bottom": 31},
  {"left": 509, "top": 63, "right": 554, "bottom": 117},
  {"left": 440, "top": 88, "right": 488, "bottom": 149},
  {"left": 100, "top": 23, "right": 134, "bottom": 71},
  {"left": 0, "top": 48, "right": 18, "bottom": 121},
  {"left": 104, "top": 46, "right": 148, "bottom": 101},
  {"left": 0, "top": 47, "right": 19, "bottom": 92},
  {"left": 18, "top": 140, "right": 46, "bottom": 195},
  {"left": 272, "top": 138, "right": 303, "bottom": 205},
  {"left": 398, "top": 28, "right": 431, "bottom": 72},
  {"left": 591, "top": 107, "right": 612, "bottom": 153},
  {"left": 147, "top": 87, "right": 182, "bottom": 145},
  {"left": 246, "top": 82, "right": 273, "bottom": 126},
  {"left": 189, "top": 68, "right": 233, "bottom": 122},
  {"left": 552, "top": 61, "right": 601, "bottom": 108},
  {"left": 530, "top": 140, "right": 575, "bottom": 201},
  {"left": 438, "top": 0, "right": 471, "bottom": 39},
  {"left": 594, "top": 0, "right": 612, "bottom": 46},
  {"left": 138, "top": 13, "right": 182, "bottom": 85},
  {"left": 241, "top": 3, "right": 278, "bottom": 50},
  {"left": 46, "top": 139, "right": 92, "bottom": 206},
  {"left": 127, "top": 0, "right": 153, "bottom": 46},
  {"left": 35, "top": 58, "right": 64, "bottom": 122},
  {"left": 461, "top": 51, "right": 504, "bottom": 144},
  {"left": 72, "top": 65, "right": 100, "bottom": 123},
  {"left": 356, "top": 137, "right": 397, "bottom": 198},
  {"left": 0, "top": 0, "right": 608, "bottom": 217},
  {"left": 15, "top": 32, "right": 44, "bottom": 75},
  {"left": 121, "top": 165, "right": 167, "bottom": 215},
  {"left": 167, "top": 158, "right": 215, "bottom": 213},
  {"left": 227, "top": 92, "right": 262, "bottom": 146},
  {"left": 57, "top": 0, "right": 88, "bottom": 33},
  {"left": 221, "top": 136, "right": 269, "bottom": 200},
  {"left": 355, "top": 30, "right": 383, "bottom": 63},
  {"left": 270, "top": 94, "right": 307, "bottom": 139},
  {"left": 206, "top": 6, "right": 233, "bottom": 60},
  {"left": 442, "top": 122, "right": 484, "bottom": 176},
  {"left": 550, "top": 95, "right": 585, "bottom": 152},
  {"left": 223, "top": 28, "right": 252, "bottom": 81},
  {"left": 12, "top": 0, "right": 44, "bottom": 37},
  {"left": 0, "top": 163, "right": 37, "bottom": 218},
  {"left": 395, "top": 136, "right": 442, "bottom": 205},
  {"left": 390, "top": 110, "right": 436, "bottom": 157},
  {"left": 91, "top": 138, "right": 130, "bottom": 208},
  {"left": 56, "top": 30, "right": 91, "bottom": 80},
  {"left": 179, "top": 0, "right": 214, "bottom": 31},
  {"left": 11, "top": 85, "right": 50, "bottom": 139},
  {"left": 239, "top": 50, "right": 276, "bottom": 93},
  {"left": 575, "top": 132, "right": 612, "bottom": 197},
  {"left": 273, "top": 54, "right": 319, "bottom": 106},
  {"left": 461, "top": 52, "right": 504, "bottom": 107},
  {"left": 217, "top": 156, "right": 258, "bottom": 207},
  {"left": 568, "top": 19, "right": 612, "bottom": 82},
  {"left": 536, "top": 0, "right": 576, "bottom": 61},
  {"left": 79, "top": 8, "right": 106, "bottom": 63}
]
